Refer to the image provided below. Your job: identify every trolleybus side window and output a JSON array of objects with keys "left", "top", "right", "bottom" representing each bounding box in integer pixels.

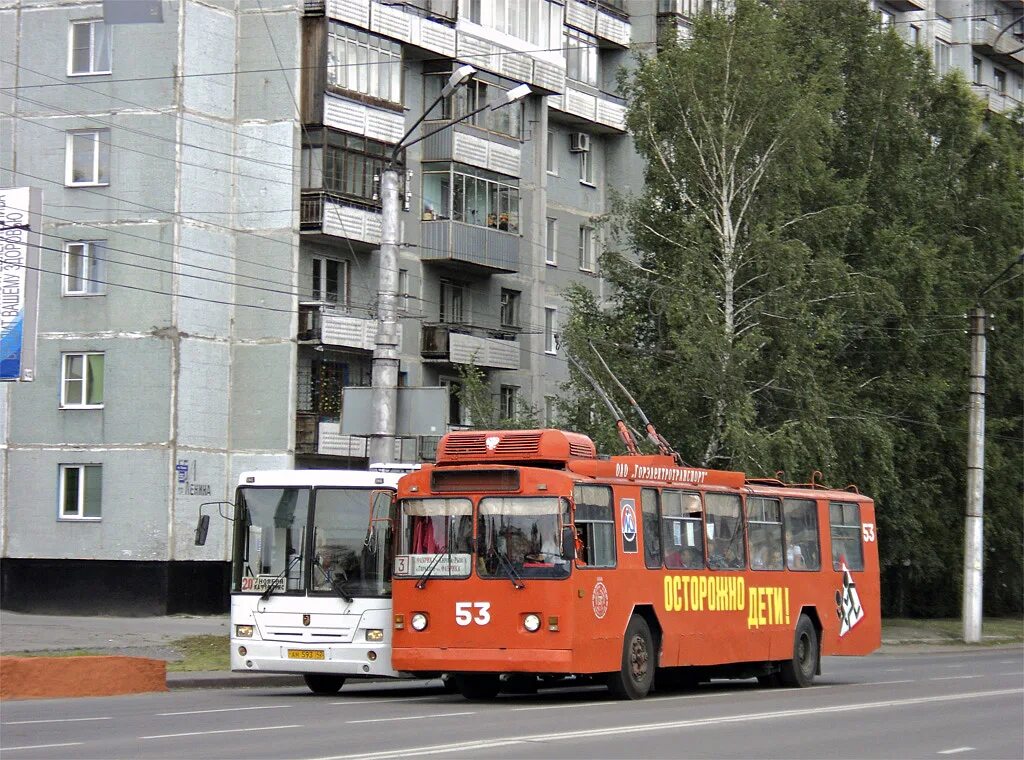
[
  {"left": 705, "top": 492, "right": 746, "bottom": 570},
  {"left": 310, "top": 487, "right": 393, "bottom": 598},
  {"left": 573, "top": 484, "right": 615, "bottom": 568},
  {"left": 829, "top": 501, "right": 864, "bottom": 571},
  {"left": 235, "top": 487, "right": 310, "bottom": 594},
  {"left": 747, "top": 496, "right": 783, "bottom": 570},
  {"left": 640, "top": 488, "right": 661, "bottom": 569},
  {"left": 783, "top": 498, "right": 820, "bottom": 571},
  {"left": 661, "top": 489, "right": 704, "bottom": 570},
  {"left": 477, "top": 496, "right": 571, "bottom": 579}
]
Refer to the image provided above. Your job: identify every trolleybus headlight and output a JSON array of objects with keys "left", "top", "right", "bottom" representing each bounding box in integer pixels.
[
  {"left": 238, "top": 646, "right": 247, "bottom": 656},
  {"left": 366, "top": 629, "right": 385, "bottom": 642},
  {"left": 235, "top": 625, "right": 254, "bottom": 638},
  {"left": 523, "top": 614, "right": 541, "bottom": 632},
  {"left": 411, "top": 613, "right": 428, "bottom": 631}
]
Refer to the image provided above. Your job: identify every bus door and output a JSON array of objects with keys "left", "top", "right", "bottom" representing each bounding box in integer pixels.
[{"left": 571, "top": 484, "right": 619, "bottom": 671}]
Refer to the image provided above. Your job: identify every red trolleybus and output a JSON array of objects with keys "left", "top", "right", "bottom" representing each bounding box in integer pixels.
[{"left": 391, "top": 429, "right": 880, "bottom": 700}]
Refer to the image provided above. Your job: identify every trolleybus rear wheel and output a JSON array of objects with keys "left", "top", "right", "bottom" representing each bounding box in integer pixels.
[
  {"left": 457, "top": 673, "right": 501, "bottom": 700},
  {"left": 607, "top": 615, "right": 654, "bottom": 700},
  {"left": 778, "top": 614, "right": 817, "bottom": 688},
  {"left": 303, "top": 674, "right": 345, "bottom": 695}
]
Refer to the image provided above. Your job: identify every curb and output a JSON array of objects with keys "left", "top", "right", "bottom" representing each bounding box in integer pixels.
[{"left": 167, "top": 672, "right": 305, "bottom": 690}]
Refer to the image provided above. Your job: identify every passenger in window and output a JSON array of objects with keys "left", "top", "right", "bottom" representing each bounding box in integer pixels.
[
  {"left": 498, "top": 213, "right": 509, "bottom": 231},
  {"left": 487, "top": 213, "right": 498, "bottom": 228},
  {"left": 787, "top": 543, "right": 805, "bottom": 569},
  {"left": 422, "top": 202, "right": 435, "bottom": 221}
]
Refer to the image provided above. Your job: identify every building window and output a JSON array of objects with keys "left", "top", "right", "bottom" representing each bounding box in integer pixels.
[
  {"left": 578, "top": 226, "right": 595, "bottom": 272},
  {"left": 500, "top": 288, "right": 520, "bottom": 328},
  {"left": 68, "top": 20, "right": 111, "bottom": 76},
  {"left": 326, "top": 22, "right": 402, "bottom": 104},
  {"left": 303, "top": 130, "right": 390, "bottom": 209},
  {"left": 61, "top": 352, "right": 104, "bottom": 408},
  {"left": 425, "top": 74, "right": 524, "bottom": 139},
  {"left": 398, "top": 268, "right": 410, "bottom": 312},
  {"left": 546, "top": 129, "right": 558, "bottom": 175},
  {"left": 499, "top": 385, "right": 519, "bottom": 419},
  {"left": 994, "top": 68, "right": 1007, "bottom": 94},
  {"left": 440, "top": 280, "right": 467, "bottom": 324},
  {"left": 423, "top": 165, "right": 520, "bottom": 232},
  {"left": 464, "top": 0, "right": 482, "bottom": 24},
  {"left": 59, "top": 464, "right": 102, "bottom": 519},
  {"left": 565, "top": 28, "right": 599, "bottom": 87},
  {"left": 544, "top": 307, "right": 557, "bottom": 354},
  {"left": 908, "top": 24, "right": 920, "bottom": 46},
  {"left": 579, "top": 148, "right": 593, "bottom": 184},
  {"left": 490, "top": 0, "right": 562, "bottom": 47},
  {"left": 877, "top": 9, "right": 893, "bottom": 29},
  {"left": 545, "top": 217, "right": 557, "bottom": 265},
  {"left": 311, "top": 257, "right": 349, "bottom": 305},
  {"left": 933, "top": 39, "right": 951, "bottom": 77},
  {"left": 65, "top": 129, "right": 110, "bottom": 186},
  {"left": 63, "top": 241, "right": 105, "bottom": 295},
  {"left": 973, "top": 57, "right": 982, "bottom": 85},
  {"left": 544, "top": 395, "right": 557, "bottom": 426}
]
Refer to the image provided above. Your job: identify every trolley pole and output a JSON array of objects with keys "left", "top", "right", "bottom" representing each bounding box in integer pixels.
[{"left": 962, "top": 306, "right": 987, "bottom": 643}]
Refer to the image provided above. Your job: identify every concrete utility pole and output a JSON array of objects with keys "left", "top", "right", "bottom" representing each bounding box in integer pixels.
[
  {"left": 961, "top": 306, "right": 987, "bottom": 644},
  {"left": 367, "top": 67, "right": 528, "bottom": 465}
]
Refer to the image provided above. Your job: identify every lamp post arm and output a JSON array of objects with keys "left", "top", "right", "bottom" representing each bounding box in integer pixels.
[
  {"left": 390, "top": 91, "right": 449, "bottom": 166},
  {"left": 392, "top": 102, "right": 493, "bottom": 162}
]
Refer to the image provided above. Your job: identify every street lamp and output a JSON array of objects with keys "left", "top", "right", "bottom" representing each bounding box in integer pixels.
[{"left": 368, "top": 71, "right": 531, "bottom": 465}]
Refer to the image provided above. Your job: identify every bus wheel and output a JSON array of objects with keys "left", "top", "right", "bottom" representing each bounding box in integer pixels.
[
  {"left": 303, "top": 674, "right": 345, "bottom": 695},
  {"left": 457, "top": 674, "right": 500, "bottom": 701},
  {"left": 607, "top": 615, "right": 654, "bottom": 700},
  {"left": 779, "top": 615, "right": 818, "bottom": 688}
]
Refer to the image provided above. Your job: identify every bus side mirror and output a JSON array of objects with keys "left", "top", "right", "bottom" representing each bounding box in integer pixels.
[
  {"left": 194, "top": 514, "right": 210, "bottom": 546},
  {"left": 561, "top": 526, "right": 575, "bottom": 559}
]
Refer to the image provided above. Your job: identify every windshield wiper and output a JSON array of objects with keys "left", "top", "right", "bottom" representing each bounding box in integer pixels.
[
  {"left": 260, "top": 554, "right": 301, "bottom": 601},
  {"left": 313, "top": 560, "right": 354, "bottom": 603},
  {"left": 494, "top": 550, "right": 525, "bottom": 589},
  {"left": 415, "top": 552, "right": 446, "bottom": 589}
]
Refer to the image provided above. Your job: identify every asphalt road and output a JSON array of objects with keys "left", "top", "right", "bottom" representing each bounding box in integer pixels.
[{"left": 1, "top": 649, "right": 1021, "bottom": 760}]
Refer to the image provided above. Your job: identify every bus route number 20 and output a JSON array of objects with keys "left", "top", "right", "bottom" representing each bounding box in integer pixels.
[{"left": 455, "top": 602, "right": 491, "bottom": 626}]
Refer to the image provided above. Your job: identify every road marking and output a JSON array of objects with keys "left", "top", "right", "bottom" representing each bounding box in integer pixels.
[
  {"left": 512, "top": 690, "right": 733, "bottom": 712},
  {"left": 937, "top": 748, "right": 974, "bottom": 755},
  {"left": 329, "top": 695, "right": 449, "bottom": 707},
  {"left": 348, "top": 712, "right": 475, "bottom": 725},
  {"left": 142, "top": 724, "right": 302, "bottom": 739},
  {"left": 158, "top": 705, "right": 292, "bottom": 716},
  {"left": 929, "top": 675, "right": 980, "bottom": 681},
  {"left": 3, "top": 717, "right": 112, "bottom": 725},
  {"left": 310, "top": 688, "right": 1023, "bottom": 760},
  {"left": 945, "top": 664, "right": 967, "bottom": 669},
  {"left": 0, "top": 743, "right": 84, "bottom": 752},
  {"left": 856, "top": 680, "right": 915, "bottom": 686},
  {"left": 883, "top": 668, "right": 904, "bottom": 672}
]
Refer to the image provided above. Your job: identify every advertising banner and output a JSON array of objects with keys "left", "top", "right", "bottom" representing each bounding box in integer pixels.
[{"left": 0, "top": 187, "right": 42, "bottom": 382}]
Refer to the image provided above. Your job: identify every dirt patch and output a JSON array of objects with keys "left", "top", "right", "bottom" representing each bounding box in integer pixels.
[{"left": 0, "top": 656, "right": 167, "bottom": 700}]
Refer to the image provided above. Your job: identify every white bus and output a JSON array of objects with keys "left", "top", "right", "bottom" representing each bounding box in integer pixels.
[{"left": 200, "top": 466, "right": 416, "bottom": 694}]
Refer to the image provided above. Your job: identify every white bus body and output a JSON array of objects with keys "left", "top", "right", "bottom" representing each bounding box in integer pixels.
[{"left": 229, "top": 467, "right": 413, "bottom": 693}]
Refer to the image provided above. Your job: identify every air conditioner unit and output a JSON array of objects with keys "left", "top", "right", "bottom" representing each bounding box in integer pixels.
[{"left": 569, "top": 132, "right": 591, "bottom": 152}]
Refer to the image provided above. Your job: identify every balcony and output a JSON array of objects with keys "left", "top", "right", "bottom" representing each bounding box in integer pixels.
[
  {"left": 421, "top": 324, "right": 520, "bottom": 370},
  {"left": 565, "top": 0, "right": 631, "bottom": 47},
  {"left": 300, "top": 192, "right": 383, "bottom": 246},
  {"left": 421, "top": 220, "right": 519, "bottom": 274},
  {"left": 299, "top": 423, "right": 438, "bottom": 462},
  {"left": 970, "top": 83, "right": 1023, "bottom": 114},
  {"left": 299, "top": 303, "right": 402, "bottom": 351},
  {"left": 550, "top": 84, "right": 627, "bottom": 132},
  {"left": 422, "top": 125, "right": 522, "bottom": 177},
  {"left": 885, "top": 0, "right": 926, "bottom": 10},
  {"left": 971, "top": 19, "right": 1024, "bottom": 72}
]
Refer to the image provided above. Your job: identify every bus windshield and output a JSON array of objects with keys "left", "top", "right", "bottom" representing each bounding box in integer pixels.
[
  {"left": 310, "top": 488, "right": 394, "bottom": 598},
  {"left": 235, "top": 487, "right": 310, "bottom": 594},
  {"left": 395, "top": 498, "right": 473, "bottom": 578},
  {"left": 478, "top": 497, "right": 570, "bottom": 579}
]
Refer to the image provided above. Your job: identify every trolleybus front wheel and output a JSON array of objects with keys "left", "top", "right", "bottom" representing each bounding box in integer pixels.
[
  {"left": 607, "top": 615, "right": 654, "bottom": 700},
  {"left": 303, "top": 674, "right": 346, "bottom": 695},
  {"left": 778, "top": 614, "right": 818, "bottom": 688}
]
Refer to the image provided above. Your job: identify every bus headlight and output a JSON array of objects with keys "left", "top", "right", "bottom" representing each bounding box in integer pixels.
[
  {"left": 235, "top": 625, "right": 254, "bottom": 638},
  {"left": 523, "top": 614, "right": 541, "bottom": 632},
  {"left": 366, "top": 629, "right": 385, "bottom": 642},
  {"left": 411, "top": 613, "right": 428, "bottom": 631}
]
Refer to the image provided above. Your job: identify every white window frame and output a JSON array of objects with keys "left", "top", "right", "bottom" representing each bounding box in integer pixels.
[
  {"left": 500, "top": 288, "right": 520, "bottom": 328},
  {"left": 499, "top": 385, "right": 519, "bottom": 420},
  {"left": 545, "top": 217, "right": 557, "bottom": 265},
  {"left": 544, "top": 395, "right": 557, "bottom": 426},
  {"left": 311, "top": 256, "right": 350, "bottom": 306},
  {"left": 398, "top": 268, "right": 410, "bottom": 313},
  {"left": 63, "top": 241, "right": 106, "bottom": 296},
  {"left": 544, "top": 307, "right": 557, "bottom": 355},
  {"left": 578, "top": 225, "right": 595, "bottom": 272},
  {"left": 65, "top": 129, "right": 110, "bottom": 187},
  {"left": 68, "top": 19, "right": 111, "bottom": 77},
  {"left": 546, "top": 129, "right": 558, "bottom": 175},
  {"left": 993, "top": 68, "right": 1007, "bottom": 94},
  {"left": 934, "top": 39, "right": 951, "bottom": 77},
  {"left": 61, "top": 352, "right": 104, "bottom": 409},
  {"left": 579, "top": 148, "right": 594, "bottom": 185},
  {"left": 58, "top": 464, "right": 102, "bottom": 520}
]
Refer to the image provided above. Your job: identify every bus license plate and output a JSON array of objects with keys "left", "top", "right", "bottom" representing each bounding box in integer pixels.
[{"left": 287, "top": 649, "right": 325, "bottom": 660}]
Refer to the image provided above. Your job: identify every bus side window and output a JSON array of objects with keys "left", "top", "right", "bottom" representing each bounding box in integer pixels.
[
  {"left": 573, "top": 484, "right": 615, "bottom": 568},
  {"left": 783, "top": 498, "right": 820, "bottom": 571},
  {"left": 747, "top": 496, "right": 783, "bottom": 570},
  {"left": 661, "top": 490, "right": 704, "bottom": 570},
  {"left": 829, "top": 502, "right": 864, "bottom": 571},
  {"left": 641, "top": 488, "right": 661, "bottom": 569},
  {"left": 705, "top": 492, "right": 746, "bottom": 570}
]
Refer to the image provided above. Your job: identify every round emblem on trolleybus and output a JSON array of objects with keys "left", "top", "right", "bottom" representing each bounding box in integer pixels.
[
  {"left": 486, "top": 436, "right": 500, "bottom": 451},
  {"left": 592, "top": 581, "right": 609, "bottom": 620}
]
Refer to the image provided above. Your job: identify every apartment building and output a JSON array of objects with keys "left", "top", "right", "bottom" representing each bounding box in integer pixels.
[{"left": 0, "top": 0, "right": 1019, "bottom": 615}]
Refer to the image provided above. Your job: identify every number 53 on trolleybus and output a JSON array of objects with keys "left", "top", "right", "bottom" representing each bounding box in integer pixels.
[
  {"left": 196, "top": 466, "right": 416, "bottom": 695},
  {"left": 390, "top": 429, "right": 880, "bottom": 700}
]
